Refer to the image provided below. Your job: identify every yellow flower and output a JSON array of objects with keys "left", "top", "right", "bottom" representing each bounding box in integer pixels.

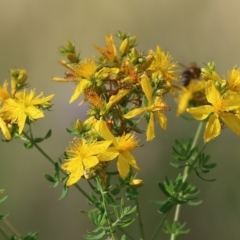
[
  {"left": 176, "top": 80, "right": 206, "bottom": 116},
  {"left": 187, "top": 80, "right": 240, "bottom": 142},
  {"left": 62, "top": 138, "right": 112, "bottom": 186},
  {"left": 0, "top": 90, "right": 54, "bottom": 134},
  {"left": 70, "top": 59, "right": 96, "bottom": 103},
  {"left": 148, "top": 46, "right": 178, "bottom": 84},
  {"left": 97, "top": 119, "right": 140, "bottom": 179},
  {"left": 124, "top": 75, "right": 168, "bottom": 141}
]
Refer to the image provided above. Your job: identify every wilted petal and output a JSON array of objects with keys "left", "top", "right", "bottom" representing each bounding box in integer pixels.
[{"left": 204, "top": 114, "right": 221, "bottom": 142}]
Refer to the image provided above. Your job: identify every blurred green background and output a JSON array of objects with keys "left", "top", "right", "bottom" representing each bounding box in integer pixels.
[{"left": 1, "top": 1, "right": 240, "bottom": 239}]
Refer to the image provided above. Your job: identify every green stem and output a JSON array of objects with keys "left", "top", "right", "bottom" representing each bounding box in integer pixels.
[
  {"left": 0, "top": 227, "right": 10, "bottom": 240},
  {"left": 22, "top": 131, "right": 92, "bottom": 202},
  {"left": 96, "top": 177, "right": 117, "bottom": 240},
  {"left": 170, "top": 122, "right": 204, "bottom": 240},
  {"left": 151, "top": 212, "right": 169, "bottom": 240},
  {"left": 3, "top": 218, "right": 21, "bottom": 237},
  {"left": 135, "top": 197, "right": 145, "bottom": 240}
]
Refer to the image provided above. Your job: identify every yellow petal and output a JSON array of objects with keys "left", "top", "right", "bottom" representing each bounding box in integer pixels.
[
  {"left": 106, "top": 89, "right": 129, "bottom": 110},
  {"left": 62, "top": 157, "right": 83, "bottom": 186},
  {"left": 0, "top": 118, "right": 11, "bottom": 140},
  {"left": 204, "top": 114, "right": 221, "bottom": 142},
  {"left": 88, "top": 140, "right": 112, "bottom": 156},
  {"left": 123, "top": 107, "right": 147, "bottom": 119},
  {"left": 141, "top": 75, "right": 153, "bottom": 103},
  {"left": 176, "top": 91, "right": 192, "bottom": 116},
  {"left": 98, "top": 147, "right": 119, "bottom": 161},
  {"left": 205, "top": 80, "right": 222, "bottom": 105},
  {"left": 225, "top": 94, "right": 240, "bottom": 111},
  {"left": 98, "top": 119, "right": 117, "bottom": 145},
  {"left": 83, "top": 156, "right": 99, "bottom": 169},
  {"left": 69, "top": 79, "right": 89, "bottom": 103},
  {"left": 17, "top": 113, "right": 27, "bottom": 134},
  {"left": 220, "top": 112, "right": 240, "bottom": 135},
  {"left": 187, "top": 105, "right": 213, "bottom": 120},
  {"left": 121, "top": 151, "right": 140, "bottom": 171},
  {"left": 27, "top": 106, "right": 44, "bottom": 120},
  {"left": 156, "top": 112, "right": 167, "bottom": 130},
  {"left": 117, "top": 154, "right": 130, "bottom": 179},
  {"left": 146, "top": 113, "right": 155, "bottom": 141}
]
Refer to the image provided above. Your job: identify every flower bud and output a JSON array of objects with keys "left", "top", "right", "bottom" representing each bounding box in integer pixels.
[
  {"left": 119, "top": 38, "right": 129, "bottom": 56},
  {"left": 129, "top": 179, "right": 143, "bottom": 188}
]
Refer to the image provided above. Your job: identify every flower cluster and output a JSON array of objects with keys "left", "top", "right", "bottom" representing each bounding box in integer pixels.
[
  {"left": 0, "top": 69, "right": 54, "bottom": 140},
  {"left": 53, "top": 33, "right": 240, "bottom": 187},
  {"left": 185, "top": 63, "right": 240, "bottom": 142},
  {"left": 53, "top": 32, "right": 178, "bottom": 186}
]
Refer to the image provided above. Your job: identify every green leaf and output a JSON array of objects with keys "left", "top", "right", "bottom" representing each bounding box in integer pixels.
[
  {"left": 159, "top": 200, "right": 174, "bottom": 214},
  {"left": 84, "top": 229, "right": 106, "bottom": 240},
  {"left": 33, "top": 137, "right": 44, "bottom": 143},
  {"left": 44, "top": 129, "right": 52, "bottom": 139},
  {"left": 0, "top": 213, "right": 8, "bottom": 220},
  {"left": 58, "top": 184, "right": 69, "bottom": 200},
  {"left": 118, "top": 218, "right": 135, "bottom": 228},
  {"left": 0, "top": 195, "right": 8, "bottom": 204},
  {"left": 123, "top": 205, "right": 136, "bottom": 216},
  {"left": 158, "top": 183, "right": 171, "bottom": 198},
  {"left": 24, "top": 141, "right": 33, "bottom": 149},
  {"left": 120, "top": 235, "right": 126, "bottom": 240},
  {"left": 44, "top": 174, "right": 56, "bottom": 183},
  {"left": 203, "top": 163, "right": 217, "bottom": 169}
]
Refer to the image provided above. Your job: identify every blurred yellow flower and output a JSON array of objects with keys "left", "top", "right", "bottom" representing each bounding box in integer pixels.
[
  {"left": 227, "top": 67, "right": 240, "bottom": 93},
  {"left": 176, "top": 80, "right": 206, "bottom": 116},
  {"left": 0, "top": 81, "right": 10, "bottom": 103},
  {"left": 187, "top": 80, "right": 240, "bottom": 142},
  {"left": 124, "top": 75, "right": 168, "bottom": 141},
  {"left": 0, "top": 90, "right": 54, "bottom": 134},
  {"left": 62, "top": 138, "right": 112, "bottom": 186},
  {"left": 97, "top": 119, "right": 140, "bottom": 179}
]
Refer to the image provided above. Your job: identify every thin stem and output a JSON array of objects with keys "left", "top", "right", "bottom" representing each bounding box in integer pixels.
[
  {"left": 96, "top": 177, "right": 117, "bottom": 240},
  {"left": 151, "top": 212, "right": 169, "bottom": 240},
  {"left": 170, "top": 121, "right": 204, "bottom": 240},
  {"left": 0, "top": 227, "right": 10, "bottom": 240},
  {"left": 22, "top": 131, "right": 92, "bottom": 202},
  {"left": 3, "top": 218, "right": 21, "bottom": 237},
  {"left": 135, "top": 197, "right": 145, "bottom": 240}
]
